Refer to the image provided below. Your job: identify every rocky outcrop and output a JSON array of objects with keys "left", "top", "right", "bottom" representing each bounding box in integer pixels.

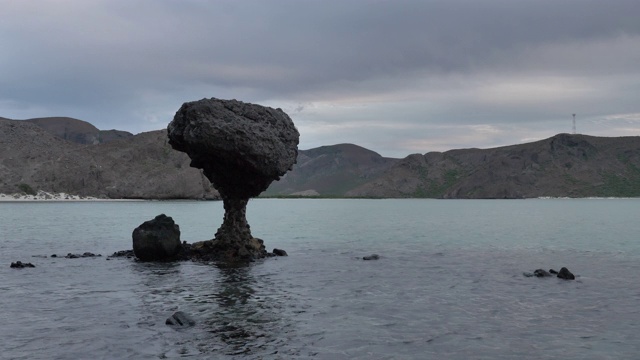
[
  {"left": 272, "top": 248, "right": 288, "bottom": 256},
  {"left": 132, "top": 214, "right": 182, "bottom": 261},
  {"left": 168, "top": 98, "right": 299, "bottom": 260},
  {"left": 10, "top": 261, "right": 35, "bottom": 268}
]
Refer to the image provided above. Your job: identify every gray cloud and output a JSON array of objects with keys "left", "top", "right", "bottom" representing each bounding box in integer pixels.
[{"left": 1, "top": 0, "right": 639, "bottom": 156}]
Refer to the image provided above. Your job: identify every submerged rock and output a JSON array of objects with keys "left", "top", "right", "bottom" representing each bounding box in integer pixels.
[
  {"left": 10, "top": 261, "right": 35, "bottom": 268},
  {"left": 65, "top": 252, "right": 102, "bottom": 259},
  {"left": 524, "top": 267, "right": 576, "bottom": 280},
  {"left": 167, "top": 98, "right": 299, "bottom": 261},
  {"left": 272, "top": 248, "right": 288, "bottom": 256},
  {"left": 557, "top": 267, "right": 575, "bottom": 280},
  {"left": 533, "top": 269, "right": 552, "bottom": 277},
  {"left": 166, "top": 311, "right": 196, "bottom": 327},
  {"left": 132, "top": 214, "right": 182, "bottom": 261},
  {"left": 363, "top": 254, "right": 380, "bottom": 261}
]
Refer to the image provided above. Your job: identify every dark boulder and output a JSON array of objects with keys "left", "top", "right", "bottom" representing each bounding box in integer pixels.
[
  {"left": 557, "top": 267, "right": 575, "bottom": 280},
  {"left": 10, "top": 261, "right": 35, "bottom": 268},
  {"left": 167, "top": 98, "right": 299, "bottom": 261},
  {"left": 132, "top": 214, "right": 182, "bottom": 261},
  {"left": 166, "top": 311, "right": 196, "bottom": 327},
  {"left": 273, "top": 248, "right": 288, "bottom": 256},
  {"left": 363, "top": 254, "right": 380, "bottom": 260},
  {"left": 65, "top": 252, "right": 102, "bottom": 259},
  {"left": 534, "top": 269, "right": 552, "bottom": 277}
]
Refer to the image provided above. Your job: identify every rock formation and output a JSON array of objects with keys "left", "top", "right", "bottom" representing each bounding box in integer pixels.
[
  {"left": 132, "top": 214, "right": 182, "bottom": 261},
  {"left": 167, "top": 98, "right": 299, "bottom": 260}
]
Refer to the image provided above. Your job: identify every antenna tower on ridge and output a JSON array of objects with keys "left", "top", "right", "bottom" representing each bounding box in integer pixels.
[{"left": 572, "top": 114, "right": 576, "bottom": 134}]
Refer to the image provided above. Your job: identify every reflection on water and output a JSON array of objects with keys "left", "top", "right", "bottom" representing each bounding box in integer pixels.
[{"left": 132, "top": 260, "right": 296, "bottom": 358}]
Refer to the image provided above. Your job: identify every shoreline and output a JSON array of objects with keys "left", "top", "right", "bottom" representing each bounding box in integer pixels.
[{"left": 0, "top": 191, "right": 141, "bottom": 202}]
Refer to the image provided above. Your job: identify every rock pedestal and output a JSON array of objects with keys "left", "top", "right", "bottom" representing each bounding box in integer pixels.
[{"left": 167, "top": 98, "right": 299, "bottom": 260}]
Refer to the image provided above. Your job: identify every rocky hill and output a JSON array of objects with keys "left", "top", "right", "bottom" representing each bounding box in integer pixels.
[
  {"left": 25, "top": 116, "right": 133, "bottom": 144},
  {"left": 0, "top": 118, "right": 217, "bottom": 199},
  {"left": 2, "top": 116, "right": 639, "bottom": 199},
  {"left": 263, "top": 143, "right": 398, "bottom": 196},
  {"left": 346, "top": 133, "right": 640, "bottom": 198}
]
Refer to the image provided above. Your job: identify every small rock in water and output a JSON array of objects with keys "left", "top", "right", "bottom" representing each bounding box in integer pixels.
[
  {"left": 65, "top": 252, "right": 101, "bottom": 259},
  {"left": 549, "top": 269, "right": 558, "bottom": 274},
  {"left": 166, "top": 311, "right": 196, "bottom": 327},
  {"left": 363, "top": 254, "right": 380, "bottom": 261},
  {"left": 10, "top": 261, "right": 35, "bottom": 268},
  {"left": 557, "top": 267, "right": 575, "bottom": 280},
  {"left": 273, "top": 248, "right": 288, "bottom": 256},
  {"left": 534, "top": 269, "right": 552, "bottom": 277}
]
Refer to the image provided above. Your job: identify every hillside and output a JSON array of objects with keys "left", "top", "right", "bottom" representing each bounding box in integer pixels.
[
  {"left": 2, "top": 116, "right": 639, "bottom": 199},
  {"left": 262, "top": 143, "right": 398, "bottom": 196},
  {"left": 347, "top": 133, "right": 640, "bottom": 198},
  {"left": 25, "top": 116, "right": 133, "bottom": 144},
  {"left": 0, "top": 118, "right": 217, "bottom": 199}
]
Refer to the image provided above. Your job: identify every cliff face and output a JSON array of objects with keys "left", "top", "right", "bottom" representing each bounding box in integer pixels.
[
  {"left": 347, "top": 134, "right": 640, "bottom": 198},
  {"left": 0, "top": 118, "right": 217, "bottom": 199}
]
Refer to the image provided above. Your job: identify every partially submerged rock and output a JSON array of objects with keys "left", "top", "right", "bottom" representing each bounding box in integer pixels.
[
  {"left": 166, "top": 311, "right": 196, "bottom": 327},
  {"left": 65, "top": 252, "right": 101, "bottom": 259},
  {"left": 10, "top": 261, "right": 35, "bottom": 268},
  {"left": 363, "top": 254, "right": 380, "bottom": 261},
  {"left": 272, "top": 248, "right": 288, "bottom": 256},
  {"left": 524, "top": 266, "right": 576, "bottom": 280},
  {"left": 132, "top": 214, "right": 182, "bottom": 261},
  {"left": 167, "top": 98, "right": 299, "bottom": 261},
  {"left": 557, "top": 267, "right": 575, "bottom": 280}
]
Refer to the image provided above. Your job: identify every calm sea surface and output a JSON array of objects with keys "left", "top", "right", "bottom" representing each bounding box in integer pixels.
[{"left": 1, "top": 199, "right": 639, "bottom": 359}]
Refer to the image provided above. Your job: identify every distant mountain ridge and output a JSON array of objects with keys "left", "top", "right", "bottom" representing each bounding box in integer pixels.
[{"left": 2, "top": 116, "right": 639, "bottom": 199}]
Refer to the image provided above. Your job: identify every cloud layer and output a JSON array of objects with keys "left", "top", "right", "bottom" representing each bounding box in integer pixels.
[{"left": 2, "top": 0, "right": 639, "bottom": 157}]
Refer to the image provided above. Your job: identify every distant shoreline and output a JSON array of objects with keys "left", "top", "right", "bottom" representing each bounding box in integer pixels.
[{"left": 0, "top": 191, "right": 142, "bottom": 202}]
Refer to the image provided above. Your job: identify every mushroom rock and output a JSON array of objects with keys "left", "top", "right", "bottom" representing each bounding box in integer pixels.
[{"left": 167, "top": 98, "right": 299, "bottom": 260}]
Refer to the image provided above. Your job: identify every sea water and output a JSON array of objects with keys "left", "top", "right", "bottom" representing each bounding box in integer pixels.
[{"left": 1, "top": 199, "right": 639, "bottom": 359}]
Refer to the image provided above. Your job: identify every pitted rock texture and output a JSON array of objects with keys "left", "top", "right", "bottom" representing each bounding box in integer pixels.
[
  {"left": 167, "top": 98, "right": 299, "bottom": 199},
  {"left": 167, "top": 98, "right": 299, "bottom": 260},
  {"left": 132, "top": 214, "right": 182, "bottom": 261}
]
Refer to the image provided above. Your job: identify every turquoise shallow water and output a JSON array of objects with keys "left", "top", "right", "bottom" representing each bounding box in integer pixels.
[{"left": 1, "top": 199, "right": 639, "bottom": 359}]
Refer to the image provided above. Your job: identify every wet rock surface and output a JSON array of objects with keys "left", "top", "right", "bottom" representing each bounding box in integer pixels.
[
  {"left": 166, "top": 311, "right": 196, "bottom": 327},
  {"left": 167, "top": 98, "right": 299, "bottom": 261},
  {"left": 132, "top": 214, "right": 182, "bottom": 262},
  {"left": 524, "top": 266, "right": 576, "bottom": 280},
  {"left": 10, "top": 261, "right": 35, "bottom": 268}
]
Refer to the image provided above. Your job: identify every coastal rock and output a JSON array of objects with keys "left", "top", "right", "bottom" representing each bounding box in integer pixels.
[
  {"left": 65, "top": 252, "right": 102, "bottom": 259},
  {"left": 166, "top": 311, "right": 196, "bottom": 327},
  {"left": 534, "top": 269, "right": 552, "bottom": 277},
  {"left": 557, "top": 267, "right": 575, "bottom": 280},
  {"left": 363, "top": 254, "right": 380, "bottom": 260},
  {"left": 10, "top": 261, "right": 35, "bottom": 268},
  {"left": 132, "top": 214, "right": 182, "bottom": 261},
  {"left": 167, "top": 98, "right": 299, "bottom": 260},
  {"left": 273, "top": 248, "right": 288, "bottom": 256}
]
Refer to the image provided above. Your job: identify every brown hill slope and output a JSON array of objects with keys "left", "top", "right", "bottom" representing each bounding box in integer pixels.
[
  {"left": 263, "top": 143, "right": 398, "bottom": 196},
  {"left": 0, "top": 118, "right": 216, "bottom": 199},
  {"left": 347, "top": 133, "right": 640, "bottom": 198}
]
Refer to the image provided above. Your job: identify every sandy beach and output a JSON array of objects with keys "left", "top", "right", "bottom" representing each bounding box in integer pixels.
[{"left": 0, "top": 191, "right": 101, "bottom": 202}]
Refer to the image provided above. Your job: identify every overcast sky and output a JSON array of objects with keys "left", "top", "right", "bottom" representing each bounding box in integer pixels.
[{"left": 2, "top": 0, "right": 639, "bottom": 157}]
